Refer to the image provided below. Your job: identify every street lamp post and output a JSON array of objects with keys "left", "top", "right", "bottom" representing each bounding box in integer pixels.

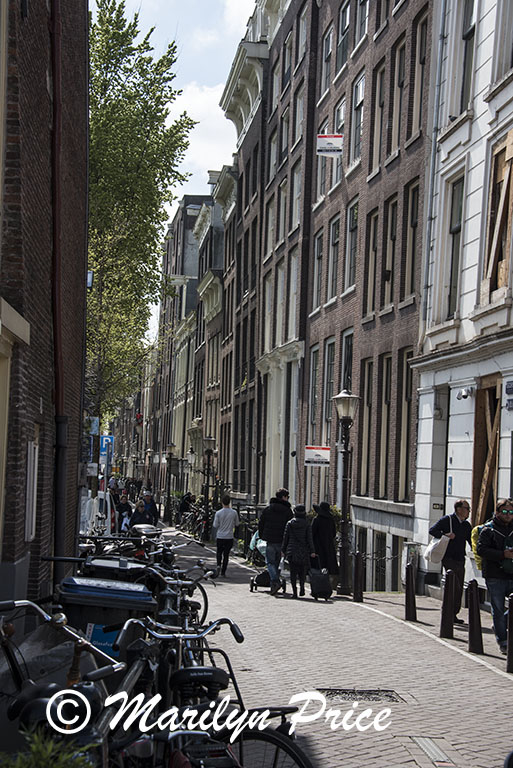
[
  {"left": 203, "top": 436, "right": 216, "bottom": 541},
  {"left": 165, "top": 443, "right": 175, "bottom": 525},
  {"left": 186, "top": 447, "right": 195, "bottom": 493},
  {"left": 332, "top": 389, "right": 360, "bottom": 596}
]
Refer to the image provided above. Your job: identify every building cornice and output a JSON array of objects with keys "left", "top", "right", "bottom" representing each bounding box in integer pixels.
[
  {"left": 256, "top": 339, "right": 304, "bottom": 374},
  {"left": 198, "top": 270, "right": 223, "bottom": 323},
  {"left": 193, "top": 203, "right": 212, "bottom": 249},
  {"left": 220, "top": 40, "right": 268, "bottom": 141},
  {"left": 411, "top": 327, "right": 513, "bottom": 373}
]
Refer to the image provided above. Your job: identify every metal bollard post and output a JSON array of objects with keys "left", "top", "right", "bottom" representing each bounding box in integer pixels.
[
  {"left": 467, "top": 579, "right": 483, "bottom": 654},
  {"left": 507, "top": 595, "right": 513, "bottom": 673},
  {"left": 405, "top": 561, "right": 417, "bottom": 622},
  {"left": 440, "top": 569, "right": 455, "bottom": 639},
  {"left": 353, "top": 551, "right": 364, "bottom": 602}
]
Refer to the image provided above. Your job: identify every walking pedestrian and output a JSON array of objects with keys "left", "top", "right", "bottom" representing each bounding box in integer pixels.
[
  {"left": 213, "top": 495, "right": 240, "bottom": 577},
  {"left": 130, "top": 499, "right": 154, "bottom": 527},
  {"left": 477, "top": 498, "right": 513, "bottom": 654},
  {"left": 143, "top": 490, "right": 159, "bottom": 526},
  {"left": 258, "top": 488, "right": 293, "bottom": 595},
  {"left": 178, "top": 492, "right": 192, "bottom": 526},
  {"left": 312, "top": 502, "right": 338, "bottom": 588},
  {"left": 116, "top": 491, "right": 132, "bottom": 533},
  {"left": 429, "top": 499, "right": 472, "bottom": 624},
  {"left": 282, "top": 505, "right": 315, "bottom": 598}
]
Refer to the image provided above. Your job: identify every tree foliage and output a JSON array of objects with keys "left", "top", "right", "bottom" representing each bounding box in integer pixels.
[{"left": 87, "top": 0, "right": 194, "bottom": 418}]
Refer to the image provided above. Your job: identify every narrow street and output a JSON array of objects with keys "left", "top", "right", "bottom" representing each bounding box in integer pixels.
[{"left": 170, "top": 531, "right": 513, "bottom": 768}]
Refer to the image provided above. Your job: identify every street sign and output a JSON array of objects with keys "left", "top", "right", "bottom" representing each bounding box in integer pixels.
[
  {"left": 100, "top": 435, "right": 114, "bottom": 460},
  {"left": 304, "top": 446, "right": 330, "bottom": 466}
]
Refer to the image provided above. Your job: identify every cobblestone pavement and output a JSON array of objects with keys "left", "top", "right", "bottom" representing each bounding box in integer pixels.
[{"left": 166, "top": 530, "right": 513, "bottom": 768}]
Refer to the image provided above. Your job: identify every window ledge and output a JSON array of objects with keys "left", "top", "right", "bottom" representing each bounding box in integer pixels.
[
  {"left": 341, "top": 285, "right": 356, "bottom": 299},
  {"left": 293, "top": 55, "right": 305, "bottom": 78},
  {"left": 263, "top": 251, "right": 274, "bottom": 266},
  {"left": 328, "top": 178, "right": 343, "bottom": 195},
  {"left": 384, "top": 148, "right": 400, "bottom": 167},
  {"left": 277, "top": 156, "right": 288, "bottom": 174},
  {"left": 483, "top": 68, "right": 513, "bottom": 102},
  {"left": 367, "top": 166, "right": 381, "bottom": 183},
  {"left": 267, "top": 105, "right": 278, "bottom": 124},
  {"left": 251, "top": 190, "right": 258, "bottom": 204},
  {"left": 316, "top": 90, "right": 330, "bottom": 109},
  {"left": 438, "top": 109, "right": 473, "bottom": 142},
  {"left": 426, "top": 317, "right": 461, "bottom": 336},
  {"left": 378, "top": 305, "right": 394, "bottom": 317},
  {"left": 351, "top": 34, "right": 368, "bottom": 60},
  {"left": 398, "top": 295, "right": 415, "bottom": 310},
  {"left": 405, "top": 130, "right": 422, "bottom": 149},
  {"left": 392, "top": 0, "right": 407, "bottom": 16},
  {"left": 361, "top": 312, "right": 375, "bottom": 325},
  {"left": 309, "top": 306, "right": 321, "bottom": 319},
  {"left": 280, "top": 80, "right": 291, "bottom": 100},
  {"left": 275, "top": 237, "right": 286, "bottom": 250},
  {"left": 333, "top": 63, "right": 348, "bottom": 86},
  {"left": 323, "top": 296, "right": 337, "bottom": 309},
  {"left": 373, "top": 21, "right": 388, "bottom": 42},
  {"left": 470, "top": 293, "right": 512, "bottom": 322},
  {"left": 291, "top": 136, "right": 302, "bottom": 154},
  {"left": 288, "top": 224, "right": 300, "bottom": 238},
  {"left": 312, "top": 196, "right": 326, "bottom": 212},
  {"left": 345, "top": 158, "right": 362, "bottom": 179}
]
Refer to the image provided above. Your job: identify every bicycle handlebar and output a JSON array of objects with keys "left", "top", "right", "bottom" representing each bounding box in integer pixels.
[{"left": 113, "top": 616, "right": 244, "bottom": 650}]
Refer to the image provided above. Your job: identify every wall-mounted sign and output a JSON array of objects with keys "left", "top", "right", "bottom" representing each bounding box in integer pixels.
[
  {"left": 447, "top": 476, "right": 453, "bottom": 495},
  {"left": 304, "top": 446, "right": 330, "bottom": 466},
  {"left": 432, "top": 503, "right": 444, "bottom": 510},
  {"left": 316, "top": 134, "right": 343, "bottom": 156},
  {"left": 505, "top": 381, "right": 513, "bottom": 395}
]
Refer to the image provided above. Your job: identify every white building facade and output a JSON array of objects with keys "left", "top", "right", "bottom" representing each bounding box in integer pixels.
[{"left": 414, "top": 0, "right": 513, "bottom": 588}]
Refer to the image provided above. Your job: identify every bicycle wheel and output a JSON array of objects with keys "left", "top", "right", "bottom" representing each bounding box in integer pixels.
[
  {"left": 221, "top": 727, "right": 314, "bottom": 768},
  {"left": 187, "top": 580, "right": 209, "bottom": 625}
]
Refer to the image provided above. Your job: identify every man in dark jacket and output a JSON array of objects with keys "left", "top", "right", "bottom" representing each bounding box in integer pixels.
[
  {"left": 312, "top": 502, "right": 338, "bottom": 586},
  {"left": 258, "top": 488, "right": 293, "bottom": 595},
  {"left": 429, "top": 499, "right": 472, "bottom": 624},
  {"left": 143, "top": 491, "right": 159, "bottom": 526},
  {"left": 477, "top": 498, "right": 513, "bottom": 654}
]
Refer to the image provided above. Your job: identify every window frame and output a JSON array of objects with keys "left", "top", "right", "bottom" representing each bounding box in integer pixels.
[
  {"left": 351, "top": 71, "right": 365, "bottom": 164},
  {"left": 327, "top": 215, "right": 340, "bottom": 300},
  {"left": 344, "top": 198, "right": 358, "bottom": 291},
  {"left": 313, "top": 230, "right": 323, "bottom": 311},
  {"left": 336, "top": 2, "right": 350, "bottom": 73}
]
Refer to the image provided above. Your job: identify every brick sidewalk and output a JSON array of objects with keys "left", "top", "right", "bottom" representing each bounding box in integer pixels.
[{"left": 166, "top": 530, "right": 513, "bottom": 767}]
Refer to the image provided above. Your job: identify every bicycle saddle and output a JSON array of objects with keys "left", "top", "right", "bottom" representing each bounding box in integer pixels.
[
  {"left": 168, "top": 665, "right": 230, "bottom": 690},
  {"left": 131, "top": 524, "right": 160, "bottom": 537},
  {"left": 7, "top": 679, "right": 61, "bottom": 720}
]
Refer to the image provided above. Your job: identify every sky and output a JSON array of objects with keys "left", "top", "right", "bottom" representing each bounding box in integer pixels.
[{"left": 120, "top": 0, "right": 256, "bottom": 211}]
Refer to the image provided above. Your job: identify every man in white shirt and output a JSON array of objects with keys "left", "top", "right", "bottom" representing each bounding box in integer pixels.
[{"left": 213, "top": 495, "right": 240, "bottom": 577}]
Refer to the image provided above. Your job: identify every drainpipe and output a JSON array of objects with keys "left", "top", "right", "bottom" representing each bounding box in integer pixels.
[
  {"left": 50, "top": 0, "right": 67, "bottom": 589},
  {"left": 418, "top": 0, "right": 448, "bottom": 353}
]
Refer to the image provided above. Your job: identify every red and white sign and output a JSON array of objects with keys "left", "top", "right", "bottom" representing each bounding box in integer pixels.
[
  {"left": 304, "top": 445, "right": 331, "bottom": 467},
  {"left": 316, "top": 134, "right": 343, "bottom": 156}
]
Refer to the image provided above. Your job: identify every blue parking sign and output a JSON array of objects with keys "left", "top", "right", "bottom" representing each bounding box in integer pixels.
[{"left": 100, "top": 435, "right": 114, "bottom": 459}]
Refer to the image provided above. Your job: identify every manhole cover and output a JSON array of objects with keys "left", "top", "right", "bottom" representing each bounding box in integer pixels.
[{"left": 317, "top": 687, "right": 404, "bottom": 703}]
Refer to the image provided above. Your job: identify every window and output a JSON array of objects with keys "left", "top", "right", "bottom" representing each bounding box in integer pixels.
[
  {"left": 447, "top": 176, "right": 464, "bottom": 319},
  {"left": 287, "top": 247, "right": 298, "bottom": 341},
  {"left": 383, "top": 197, "right": 397, "bottom": 307},
  {"left": 263, "top": 273, "right": 273, "bottom": 352},
  {"left": 265, "top": 196, "right": 275, "bottom": 257},
  {"left": 411, "top": 14, "right": 427, "bottom": 137},
  {"left": 252, "top": 144, "right": 259, "bottom": 197},
  {"left": 460, "top": 0, "right": 475, "bottom": 112},
  {"left": 323, "top": 339, "right": 336, "bottom": 444},
  {"left": 334, "top": 97, "right": 345, "bottom": 184},
  {"left": 275, "top": 260, "right": 286, "bottom": 347},
  {"left": 341, "top": 328, "right": 353, "bottom": 391},
  {"left": 321, "top": 28, "right": 333, "bottom": 96},
  {"left": 283, "top": 33, "right": 292, "bottom": 88},
  {"left": 355, "top": 0, "right": 368, "bottom": 45},
  {"left": 391, "top": 40, "right": 405, "bottom": 153},
  {"left": 277, "top": 179, "right": 288, "bottom": 243},
  {"left": 327, "top": 216, "right": 340, "bottom": 300},
  {"left": 483, "top": 131, "right": 513, "bottom": 302},
  {"left": 378, "top": 354, "right": 392, "bottom": 498},
  {"left": 280, "top": 107, "right": 290, "bottom": 162},
  {"left": 351, "top": 72, "right": 365, "bottom": 163},
  {"left": 291, "top": 161, "right": 301, "bottom": 229},
  {"left": 398, "top": 349, "right": 413, "bottom": 502},
  {"left": 494, "top": 2, "right": 513, "bottom": 82},
  {"left": 365, "top": 210, "right": 378, "bottom": 315},
  {"left": 309, "top": 347, "right": 320, "bottom": 442},
  {"left": 313, "top": 231, "right": 323, "bottom": 310},
  {"left": 271, "top": 61, "right": 280, "bottom": 112},
  {"left": 376, "top": 0, "right": 389, "bottom": 31},
  {"left": 293, "top": 84, "right": 305, "bottom": 144},
  {"left": 360, "top": 359, "right": 373, "bottom": 496},
  {"left": 345, "top": 199, "right": 358, "bottom": 290},
  {"left": 268, "top": 130, "right": 278, "bottom": 181},
  {"left": 404, "top": 182, "right": 419, "bottom": 298},
  {"left": 336, "top": 2, "right": 350, "bottom": 72},
  {"left": 297, "top": 4, "right": 307, "bottom": 63},
  {"left": 372, "top": 64, "right": 385, "bottom": 170},
  {"left": 316, "top": 120, "right": 328, "bottom": 201}
]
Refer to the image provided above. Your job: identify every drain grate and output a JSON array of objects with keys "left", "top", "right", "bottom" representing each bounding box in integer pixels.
[{"left": 316, "top": 687, "right": 404, "bottom": 703}]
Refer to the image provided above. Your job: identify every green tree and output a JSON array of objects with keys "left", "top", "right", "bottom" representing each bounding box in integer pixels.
[{"left": 87, "top": 0, "right": 194, "bottom": 423}]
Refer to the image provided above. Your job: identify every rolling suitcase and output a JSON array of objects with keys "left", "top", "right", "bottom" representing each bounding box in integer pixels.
[{"left": 309, "top": 558, "right": 332, "bottom": 601}]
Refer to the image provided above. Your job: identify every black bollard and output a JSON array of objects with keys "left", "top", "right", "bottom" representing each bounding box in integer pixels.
[
  {"left": 467, "top": 579, "right": 483, "bottom": 654},
  {"left": 440, "top": 569, "right": 455, "bottom": 639},
  {"left": 507, "top": 595, "right": 513, "bottom": 673},
  {"left": 405, "top": 561, "right": 417, "bottom": 622},
  {"left": 353, "top": 551, "right": 364, "bottom": 602}
]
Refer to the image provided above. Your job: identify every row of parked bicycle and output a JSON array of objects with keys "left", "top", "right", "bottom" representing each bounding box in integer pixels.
[{"left": 0, "top": 522, "right": 313, "bottom": 767}]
